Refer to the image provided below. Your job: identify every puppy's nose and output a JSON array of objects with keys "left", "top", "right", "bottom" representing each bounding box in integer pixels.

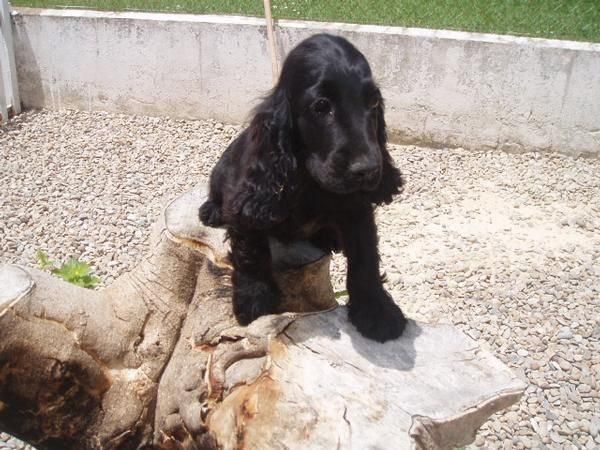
[{"left": 349, "top": 159, "right": 379, "bottom": 180}]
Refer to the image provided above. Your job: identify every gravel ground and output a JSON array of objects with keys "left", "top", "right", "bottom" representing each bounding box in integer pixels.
[{"left": 1, "top": 109, "right": 599, "bottom": 450}]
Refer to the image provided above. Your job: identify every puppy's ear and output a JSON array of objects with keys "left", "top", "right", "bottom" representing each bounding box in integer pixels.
[
  {"left": 232, "top": 88, "right": 299, "bottom": 229},
  {"left": 369, "top": 99, "right": 404, "bottom": 205}
]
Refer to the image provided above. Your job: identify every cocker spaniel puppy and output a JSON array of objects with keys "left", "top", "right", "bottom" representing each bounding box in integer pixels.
[{"left": 200, "top": 34, "right": 406, "bottom": 342}]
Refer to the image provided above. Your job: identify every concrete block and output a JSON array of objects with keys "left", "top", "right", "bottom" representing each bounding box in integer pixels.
[{"left": 11, "top": 8, "right": 600, "bottom": 156}]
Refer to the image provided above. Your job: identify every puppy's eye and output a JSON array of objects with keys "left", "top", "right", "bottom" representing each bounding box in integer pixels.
[{"left": 313, "top": 98, "right": 332, "bottom": 116}]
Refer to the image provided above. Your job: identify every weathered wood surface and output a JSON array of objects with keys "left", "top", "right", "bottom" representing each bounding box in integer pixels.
[{"left": 0, "top": 184, "right": 526, "bottom": 450}]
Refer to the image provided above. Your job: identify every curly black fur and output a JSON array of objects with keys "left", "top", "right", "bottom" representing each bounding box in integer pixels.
[{"left": 200, "top": 34, "right": 407, "bottom": 342}]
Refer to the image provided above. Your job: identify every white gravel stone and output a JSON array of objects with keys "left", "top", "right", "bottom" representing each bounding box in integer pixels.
[
  {"left": 590, "top": 416, "right": 600, "bottom": 438},
  {"left": 1, "top": 109, "right": 600, "bottom": 449},
  {"left": 557, "top": 328, "right": 574, "bottom": 340}
]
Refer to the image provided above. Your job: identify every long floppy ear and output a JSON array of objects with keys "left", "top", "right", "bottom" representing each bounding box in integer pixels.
[
  {"left": 231, "top": 88, "right": 300, "bottom": 229},
  {"left": 368, "top": 99, "right": 404, "bottom": 205}
]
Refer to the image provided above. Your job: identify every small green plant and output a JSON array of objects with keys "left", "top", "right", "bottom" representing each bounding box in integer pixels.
[
  {"left": 36, "top": 250, "right": 100, "bottom": 288},
  {"left": 334, "top": 289, "right": 348, "bottom": 299}
]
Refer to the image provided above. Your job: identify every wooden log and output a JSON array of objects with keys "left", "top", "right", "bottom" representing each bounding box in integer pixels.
[{"left": 0, "top": 184, "right": 526, "bottom": 450}]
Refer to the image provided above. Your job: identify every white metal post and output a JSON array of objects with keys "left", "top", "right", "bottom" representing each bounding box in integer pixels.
[
  {"left": 0, "top": 58, "right": 7, "bottom": 123},
  {"left": 0, "top": 0, "right": 21, "bottom": 120}
]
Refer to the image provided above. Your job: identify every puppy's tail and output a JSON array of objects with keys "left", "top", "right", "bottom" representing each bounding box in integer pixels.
[{"left": 199, "top": 200, "right": 224, "bottom": 228}]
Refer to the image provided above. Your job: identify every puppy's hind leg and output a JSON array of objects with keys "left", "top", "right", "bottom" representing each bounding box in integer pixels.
[{"left": 228, "top": 229, "right": 280, "bottom": 325}]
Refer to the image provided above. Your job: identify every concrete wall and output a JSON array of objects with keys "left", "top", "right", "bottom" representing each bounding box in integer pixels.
[{"left": 11, "top": 8, "right": 600, "bottom": 156}]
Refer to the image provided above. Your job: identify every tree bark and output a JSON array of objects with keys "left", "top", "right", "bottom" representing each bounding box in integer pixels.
[{"left": 0, "top": 185, "right": 526, "bottom": 450}]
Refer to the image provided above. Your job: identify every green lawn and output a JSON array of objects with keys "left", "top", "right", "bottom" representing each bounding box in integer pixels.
[{"left": 10, "top": 0, "right": 600, "bottom": 43}]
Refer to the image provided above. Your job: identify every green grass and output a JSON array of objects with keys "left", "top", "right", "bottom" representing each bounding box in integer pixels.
[{"left": 10, "top": 0, "right": 600, "bottom": 43}]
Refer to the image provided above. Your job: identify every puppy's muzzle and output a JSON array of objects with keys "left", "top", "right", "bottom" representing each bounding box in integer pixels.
[{"left": 348, "top": 159, "right": 381, "bottom": 190}]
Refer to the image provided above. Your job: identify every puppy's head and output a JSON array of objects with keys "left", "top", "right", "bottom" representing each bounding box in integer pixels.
[
  {"left": 235, "top": 34, "right": 400, "bottom": 229},
  {"left": 279, "top": 34, "right": 387, "bottom": 194}
]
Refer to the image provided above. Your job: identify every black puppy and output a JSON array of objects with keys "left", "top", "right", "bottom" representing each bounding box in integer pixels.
[{"left": 200, "top": 34, "right": 406, "bottom": 342}]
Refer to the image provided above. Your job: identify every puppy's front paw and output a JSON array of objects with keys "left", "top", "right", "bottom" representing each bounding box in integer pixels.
[
  {"left": 232, "top": 275, "right": 280, "bottom": 325},
  {"left": 347, "top": 290, "right": 406, "bottom": 342}
]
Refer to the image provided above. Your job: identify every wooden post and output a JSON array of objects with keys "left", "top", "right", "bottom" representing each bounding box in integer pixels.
[{"left": 263, "top": 0, "right": 279, "bottom": 84}]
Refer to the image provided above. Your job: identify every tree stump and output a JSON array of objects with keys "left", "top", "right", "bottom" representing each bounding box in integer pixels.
[{"left": 0, "top": 184, "right": 526, "bottom": 450}]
